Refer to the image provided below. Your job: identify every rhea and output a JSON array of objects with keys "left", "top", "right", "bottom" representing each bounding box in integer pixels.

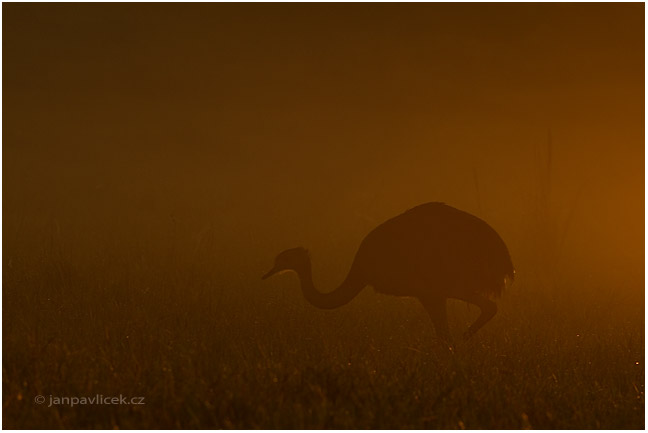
[{"left": 262, "top": 202, "right": 514, "bottom": 343}]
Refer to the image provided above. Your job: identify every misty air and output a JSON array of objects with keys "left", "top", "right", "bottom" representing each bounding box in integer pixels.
[{"left": 3, "top": 3, "right": 644, "bottom": 429}]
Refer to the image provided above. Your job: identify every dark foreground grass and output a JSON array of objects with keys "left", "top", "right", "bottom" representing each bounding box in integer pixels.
[{"left": 3, "top": 238, "right": 644, "bottom": 429}]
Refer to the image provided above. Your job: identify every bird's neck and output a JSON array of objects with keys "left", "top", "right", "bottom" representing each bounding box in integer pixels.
[{"left": 295, "top": 259, "right": 364, "bottom": 310}]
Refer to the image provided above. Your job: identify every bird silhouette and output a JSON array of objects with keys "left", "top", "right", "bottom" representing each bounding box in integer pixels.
[{"left": 263, "top": 202, "right": 514, "bottom": 344}]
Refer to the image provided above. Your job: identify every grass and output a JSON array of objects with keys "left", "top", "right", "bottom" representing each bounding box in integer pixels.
[{"left": 2, "top": 227, "right": 644, "bottom": 429}]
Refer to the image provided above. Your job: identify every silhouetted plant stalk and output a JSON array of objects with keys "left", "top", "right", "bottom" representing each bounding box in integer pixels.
[
  {"left": 472, "top": 166, "right": 482, "bottom": 215},
  {"left": 529, "top": 130, "right": 582, "bottom": 294}
]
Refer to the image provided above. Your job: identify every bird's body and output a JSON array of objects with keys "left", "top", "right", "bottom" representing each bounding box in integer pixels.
[
  {"left": 263, "top": 202, "right": 514, "bottom": 344},
  {"left": 351, "top": 202, "right": 514, "bottom": 299}
]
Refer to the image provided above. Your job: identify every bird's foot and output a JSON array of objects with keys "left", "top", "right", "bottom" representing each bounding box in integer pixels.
[
  {"left": 463, "top": 329, "right": 475, "bottom": 341},
  {"left": 434, "top": 336, "right": 455, "bottom": 353}
]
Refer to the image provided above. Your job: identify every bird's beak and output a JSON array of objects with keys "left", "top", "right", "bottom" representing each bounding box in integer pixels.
[{"left": 261, "top": 266, "right": 279, "bottom": 280}]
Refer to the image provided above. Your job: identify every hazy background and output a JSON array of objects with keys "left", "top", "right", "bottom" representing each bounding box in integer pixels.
[
  {"left": 4, "top": 3, "right": 643, "bottom": 290},
  {"left": 3, "top": 4, "right": 644, "bottom": 428}
]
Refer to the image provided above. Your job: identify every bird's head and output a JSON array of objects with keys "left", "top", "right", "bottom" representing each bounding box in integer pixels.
[{"left": 262, "top": 247, "right": 310, "bottom": 280}]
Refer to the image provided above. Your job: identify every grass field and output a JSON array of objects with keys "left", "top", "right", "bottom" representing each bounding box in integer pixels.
[{"left": 3, "top": 226, "right": 644, "bottom": 429}]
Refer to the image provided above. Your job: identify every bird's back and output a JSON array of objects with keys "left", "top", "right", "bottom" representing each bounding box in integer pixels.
[{"left": 350, "top": 202, "right": 514, "bottom": 298}]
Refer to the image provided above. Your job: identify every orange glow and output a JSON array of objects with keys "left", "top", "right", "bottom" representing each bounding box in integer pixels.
[{"left": 3, "top": 3, "right": 643, "bottom": 429}]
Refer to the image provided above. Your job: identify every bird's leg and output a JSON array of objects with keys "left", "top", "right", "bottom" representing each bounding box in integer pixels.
[
  {"left": 421, "top": 298, "right": 453, "bottom": 349},
  {"left": 456, "top": 292, "right": 497, "bottom": 340}
]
